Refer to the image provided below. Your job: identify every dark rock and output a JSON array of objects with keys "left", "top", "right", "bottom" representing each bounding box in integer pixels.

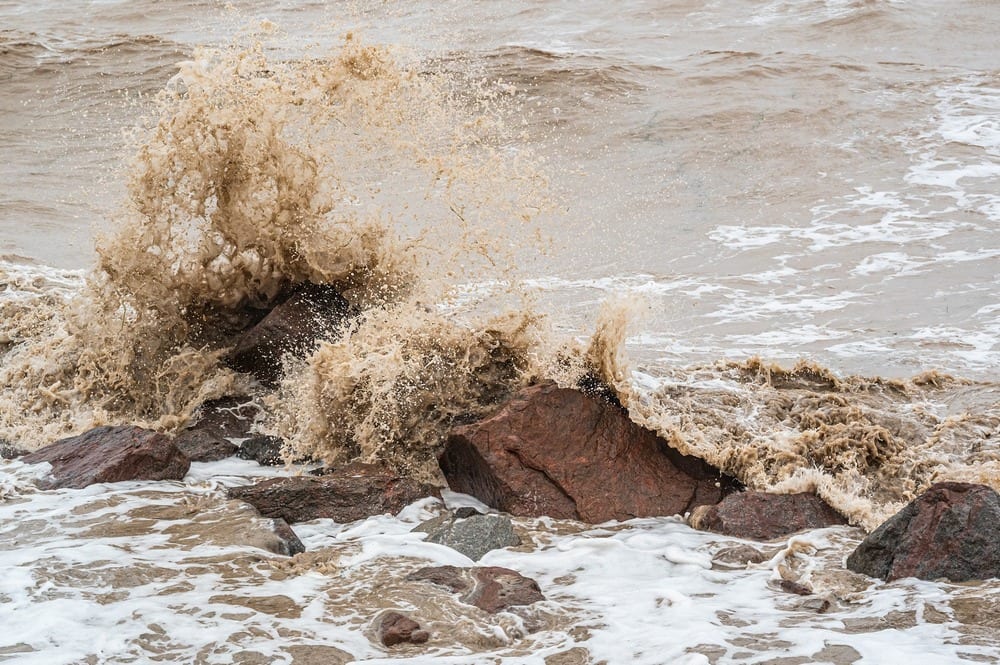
[
  {"left": 846, "top": 482, "right": 1000, "bottom": 582},
  {"left": 22, "top": 426, "right": 190, "bottom": 489},
  {"left": 413, "top": 512, "right": 520, "bottom": 561},
  {"left": 227, "top": 464, "right": 439, "bottom": 524},
  {"left": 0, "top": 442, "right": 27, "bottom": 459},
  {"left": 407, "top": 565, "right": 545, "bottom": 613},
  {"left": 171, "top": 428, "right": 238, "bottom": 462},
  {"left": 237, "top": 435, "right": 285, "bottom": 466},
  {"left": 377, "top": 612, "right": 429, "bottom": 647},
  {"left": 439, "top": 381, "right": 735, "bottom": 523},
  {"left": 269, "top": 518, "right": 305, "bottom": 556},
  {"left": 190, "top": 396, "right": 259, "bottom": 439},
  {"left": 453, "top": 506, "right": 484, "bottom": 519},
  {"left": 689, "top": 491, "right": 847, "bottom": 540},
  {"left": 226, "top": 283, "right": 352, "bottom": 387}
]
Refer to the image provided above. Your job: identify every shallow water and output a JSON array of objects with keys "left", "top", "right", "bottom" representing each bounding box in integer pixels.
[{"left": 1, "top": 0, "right": 999, "bottom": 662}]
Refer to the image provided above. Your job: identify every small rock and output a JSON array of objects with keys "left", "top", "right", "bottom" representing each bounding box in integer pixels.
[
  {"left": 0, "top": 442, "right": 27, "bottom": 459},
  {"left": 712, "top": 544, "right": 770, "bottom": 568},
  {"left": 171, "top": 428, "right": 238, "bottom": 462},
  {"left": 846, "top": 482, "right": 1000, "bottom": 582},
  {"left": 226, "top": 283, "right": 353, "bottom": 387},
  {"left": 413, "top": 512, "right": 521, "bottom": 561},
  {"left": 227, "top": 464, "right": 439, "bottom": 524},
  {"left": 776, "top": 579, "right": 813, "bottom": 596},
  {"left": 377, "top": 612, "right": 429, "bottom": 647},
  {"left": 269, "top": 518, "right": 305, "bottom": 556},
  {"left": 407, "top": 565, "right": 545, "bottom": 613},
  {"left": 237, "top": 435, "right": 285, "bottom": 466},
  {"left": 22, "top": 426, "right": 190, "bottom": 489},
  {"left": 689, "top": 491, "right": 847, "bottom": 541},
  {"left": 454, "top": 506, "right": 484, "bottom": 519},
  {"left": 440, "top": 381, "right": 736, "bottom": 523}
]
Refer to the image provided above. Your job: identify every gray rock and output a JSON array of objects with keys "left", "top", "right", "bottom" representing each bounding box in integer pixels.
[{"left": 413, "top": 512, "right": 520, "bottom": 561}]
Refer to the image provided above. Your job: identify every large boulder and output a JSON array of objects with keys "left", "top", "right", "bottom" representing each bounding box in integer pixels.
[
  {"left": 227, "top": 464, "right": 439, "bottom": 524},
  {"left": 22, "top": 426, "right": 191, "bottom": 489},
  {"left": 406, "top": 565, "right": 545, "bottom": 613},
  {"left": 412, "top": 511, "right": 521, "bottom": 561},
  {"left": 226, "top": 283, "right": 352, "bottom": 386},
  {"left": 689, "top": 491, "right": 847, "bottom": 540},
  {"left": 846, "top": 482, "right": 1000, "bottom": 582},
  {"left": 439, "top": 382, "right": 735, "bottom": 522}
]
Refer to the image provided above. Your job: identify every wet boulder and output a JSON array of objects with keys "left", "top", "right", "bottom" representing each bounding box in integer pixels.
[
  {"left": 376, "top": 612, "right": 429, "bottom": 647},
  {"left": 439, "top": 381, "right": 735, "bottom": 523},
  {"left": 171, "top": 428, "right": 238, "bottom": 462},
  {"left": 188, "top": 396, "right": 259, "bottom": 439},
  {"left": 237, "top": 434, "right": 286, "bottom": 466},
  {"left": 406, "top": 565, "right": 545, "bottom": 614},
  {"left": 22, "top": 426, "right": 190, "bottom": 489},
  {"left": 226, "top": 283, "right": 353, "bottom": 387},
  {"left": 268, "top": 518, "right": 306, "bottom": 556},
  {"left": 227, "top": 464, "right": 439, "bottom": 524},
  {"left": 689, "top": 491, "right": 847, "bottom": 540},
  {"left": 847, "top": 482, "right": 1000, "bottom": 582},
  {"left": 412, "top": 511, "right": 521, "bottom": 561}
]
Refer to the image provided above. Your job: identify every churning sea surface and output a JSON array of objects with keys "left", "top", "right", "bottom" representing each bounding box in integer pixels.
[{"left": 1, "top": 1, "right": 999, "bottom": 663}]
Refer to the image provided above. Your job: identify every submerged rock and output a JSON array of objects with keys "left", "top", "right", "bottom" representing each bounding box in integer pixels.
[
  {"left": 237, "top": 434, "right": 285, "bottom": 466},
  {"left": 846, "top": 481, "right": 1000, "bottom": 582},
  {"left": 171, "top": 428, "right": 238, "bottom": 463},
  {"left": 268, "top": 518, "right": 306, "bottom": 556},
  {"left": 689, "top": 491, "right": 847, "bottom": 540},
  {"left": 407, "top": 565, "right": 545, "bottom": 614},
  {"left": 412, "top": 512, "right": 521, "bottom": 561},
  {"left": 227, "top": 464, "right": 439, "bottom": 524},
  {"left": 377, "top": 612, "right": 429, "bottom": 647},
  {"left": 22, "top": 426, "right": 190, "bottom": 489},
  {"left": 226, "top": 282, "right": 353, "bottom": 387},
  {"left": 440, "top": 381, "right": 735, "bottom": 523}
]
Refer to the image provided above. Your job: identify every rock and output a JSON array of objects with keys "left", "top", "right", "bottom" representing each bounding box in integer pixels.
[
  {"left": 269, "top": 518, "right": 305, "bottom": 556},
  {"left": 171, "top": 428, "right": 238, "bottom": 462},
  {"left": 190, "top": 396, "right": 259, "bottom": 439},
  {"left": 227, "top": 464, "right": 439, "bottom": 524},
  {"left": 439, "top": 381, "right": 735, "bottom": 523},
  {"left": 237, "top": 435, "right": 285, "bottom": 466},
  {"left": 226, "top": 283, "right": 352, "bottom": 387},
  {"left": 0, "top": 442, "right": 27, "bottom": 459},
  {"left": 413, "top": 512, "right": 521, "bottom": 561},
  {"left": 21, "top": 426, "right": 190, "bottom": 490},
  {"left": 689, "top": 491, "right": 847, "bottom": 540},
  {"left": 407, "top": 565, "right": 545, "bottom": 613},
  {"left": 377, "top": 612, "right": 429, "bottom": 647},
  {"left": 846, "top": 482, "right": 1000, "bottom": 582},
  {"left": 454, "top": 506, "right": 484, "bottom": 519},
  {"left": 776, "top": 580, "right": 813, "bottom": 596}
]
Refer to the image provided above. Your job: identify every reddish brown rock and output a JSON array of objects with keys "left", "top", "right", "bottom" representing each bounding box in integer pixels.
[
  {"left": 227, "top": 464, "right": 439, "bottom": 524},
  {"left": 406, "top": 565, "right": 545, "bottom": 613},
  {"left": 226, "top": 283, "right": 352, "bottom": 387},
  {"left": 171, "top": 428, "right": 238, "bottom": 462},
  {"left": 377, "top": 612, "right": 429, "bottom": 647},
  {"left": 22, "top": 426, "right": 191, "bottom": 489},
  {"left": 847, "top": 482, "right": 1000, "bottom": 582},
  {"left": 689, "top": 491, "right": 847, "bottom": 540},
  {"left": 439, "top": 382, "right": 735, "bottom": 522}
]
